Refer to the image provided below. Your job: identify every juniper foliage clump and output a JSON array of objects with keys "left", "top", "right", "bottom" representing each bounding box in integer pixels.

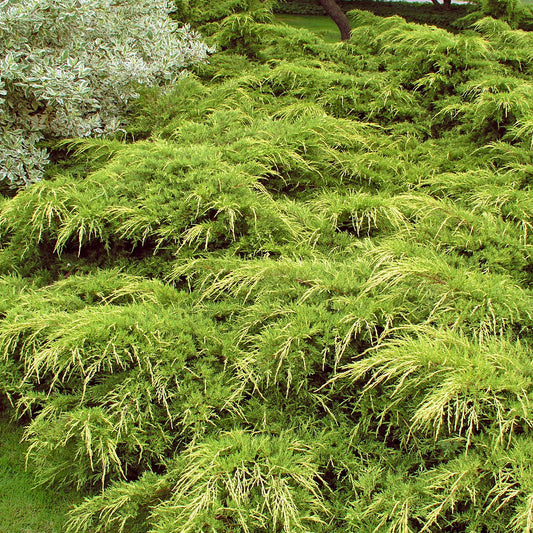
[{"left": 1, "top": 1, "right": 533, "bottom": 531}]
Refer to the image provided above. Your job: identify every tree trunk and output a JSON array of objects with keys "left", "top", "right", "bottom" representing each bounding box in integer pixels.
[
  {"left": 317, "top": 0, "right": 351, "bottom": 41},
  {"left": 429, "top": 0, "right": 453, "bottom": 9}
]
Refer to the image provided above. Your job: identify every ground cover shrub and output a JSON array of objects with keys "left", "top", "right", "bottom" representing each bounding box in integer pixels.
[
  {"left": 1, "top": 2, "right": 533, "bottom": 531},
  {"left": 173, "top": 0, "right": 275, "bottom": 26},
  {"left": 0, "top": 271, "right": 241, "bottom": 492}
]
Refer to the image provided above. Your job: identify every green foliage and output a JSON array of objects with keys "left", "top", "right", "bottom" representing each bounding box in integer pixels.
[
  {"left": 0, "top": 272, "right": 239, "bottom": 490},
  {"left": 275, "top": 1, "right": 469, "bottom": 31},
  {"left": 152, "top": 431, "right": 326, "bottom": 532},
  {"left": 1, "top": 4, "right": 533, "bottom": 533},
  {"left": 469, "top": 0, "right": 533, "bottom": 28},
  {"left": 66, "top": 431, "right": 326, "bottom": 533},
  {"left": 0, "top": 0, "right": 213, "bottom": 188},
  {"left": 336, "top": 329, "right": 533, "bottom": 445}
]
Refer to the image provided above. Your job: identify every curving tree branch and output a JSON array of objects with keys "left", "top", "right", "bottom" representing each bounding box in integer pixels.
[{"left": 316, "top": 0, "right": 351, "bottom": 40}]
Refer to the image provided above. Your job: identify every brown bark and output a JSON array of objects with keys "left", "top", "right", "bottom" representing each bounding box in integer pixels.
[
  {"left": 317, "top": 0, "right": 351, "bottom": 41},
  {"left": 430, "top": 0, "right": 453, "bottom": 10}
]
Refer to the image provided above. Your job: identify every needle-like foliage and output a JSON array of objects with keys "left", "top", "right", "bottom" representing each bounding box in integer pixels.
[{"left": 1, "top": 2, "right": 533, "bottom": 532}]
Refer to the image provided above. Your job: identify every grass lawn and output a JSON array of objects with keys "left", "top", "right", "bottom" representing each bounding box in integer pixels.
[
  {"left": 274, "top": 14, "right": 341, "bottom": 41},
  {"left": 276, "top": 4, "right": 533, "bottom": 37},
  {"left": 0, "top": 415, "right": 80, "bottom": 533}
]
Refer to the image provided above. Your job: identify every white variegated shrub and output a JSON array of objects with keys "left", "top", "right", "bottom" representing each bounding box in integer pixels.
[{"left": 0, "top": 0, "right": 214, "bottom": 189}]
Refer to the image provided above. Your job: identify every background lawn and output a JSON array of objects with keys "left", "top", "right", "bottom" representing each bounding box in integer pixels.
[
  {"left": 275, "top": 14, "right": 340, "bottom": 41},
  {"left": 276, "top": 2, "right": 533, "bottom": 38},
  {"left": 0, "top": 415, "right": 81, "bottom": 533}
]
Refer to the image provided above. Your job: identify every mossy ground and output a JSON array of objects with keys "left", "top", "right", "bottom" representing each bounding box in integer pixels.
[{"left": 0, "top": 415, "right": 81, "bottom": 533}]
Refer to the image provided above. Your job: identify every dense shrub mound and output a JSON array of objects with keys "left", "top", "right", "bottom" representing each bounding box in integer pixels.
[{"left": 1, "top": 2, "right": 533, "bottom": 531}]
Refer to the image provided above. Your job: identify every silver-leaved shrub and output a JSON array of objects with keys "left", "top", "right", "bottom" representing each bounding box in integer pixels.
[{"left": 0, "top": 0, "right": 214, "bottom": 189}]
